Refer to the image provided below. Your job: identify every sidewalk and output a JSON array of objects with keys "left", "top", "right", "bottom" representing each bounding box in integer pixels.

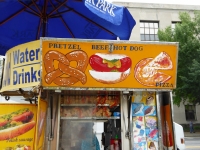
[{"left": 184, "top": 132, "right": 200, "bottom": 137}]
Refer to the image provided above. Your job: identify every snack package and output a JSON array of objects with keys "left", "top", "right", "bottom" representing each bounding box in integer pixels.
[
  {"left": 133, "top": 142, "right": 147, "bottom": 150},
  {"left": 61, "top": 108, "right": 72, "bottom": 117},
  {"left": 60, "top": 95, "right": 64, "bottom": 104},
  {"left": 63, "top": 95, "right": 71, "bottom": 104},
  {"left": 133, "top": 116, "right": 146, "bottom": 143},
  {"left": 132, "top": 103, "right": 144, "bottom": 116},
  {"left": 145, "top": 116, "right": 157, "bottom": 129},
  {"left": 102, "top": 107, "right": 111, "bottom": 117},
  {"left": 145, "top": 128, "right": 158, "bottom": 141},
  {"left": 133, "top": 116, "right": 145, "bottom": 129},
  {"left": 132, "top": 91, "right": 156, "bottom": 106},
  {"left": 132, "top": 91, "right": 143, "bottom": 103},
  {"left": 144, "top": 106, "right": 156, "bottom": 116},
  {"left": 147, "top": 141, "right": 158, "bottom": 150},
  {"left": 145, "top": 92, "right": 156, "bottom": 106}
]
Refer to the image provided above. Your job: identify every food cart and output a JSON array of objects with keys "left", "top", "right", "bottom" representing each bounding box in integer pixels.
[{"left": 0, "top": 38, "right": 178, "bottom": 150}]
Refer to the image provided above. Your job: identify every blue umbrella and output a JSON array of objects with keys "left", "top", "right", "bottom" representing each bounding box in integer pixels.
[{"left": 0, "top": 0, "right": 136, "bottom": 55}]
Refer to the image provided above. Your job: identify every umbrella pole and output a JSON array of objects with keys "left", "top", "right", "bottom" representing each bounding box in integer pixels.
[
  {"left": 42, "top": 0, "right": 48, "bottom": 37},
  {"left": 42, "top": 20, "right": 47, "bottom": 37}
]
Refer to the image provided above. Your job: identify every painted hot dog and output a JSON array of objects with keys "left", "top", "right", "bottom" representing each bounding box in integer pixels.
[
  {"left": 89, "top": 53, "right": 132, "bottom": 84},
  {"left": 0, "top": 108, "right": 35, "bottom": 140}
]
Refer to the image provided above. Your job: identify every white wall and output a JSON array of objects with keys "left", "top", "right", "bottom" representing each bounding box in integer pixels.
[{"left": 0, "top": 96, "right": 29, "bottom": 103}]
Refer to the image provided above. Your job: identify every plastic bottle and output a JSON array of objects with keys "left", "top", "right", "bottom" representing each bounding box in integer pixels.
[
  {"left": 110, "top": 144, "right": 114, "bottom": 150},
  {"left": 114, "top": 135, "right": 119, "bottom": 150},
  {"left": 114, "top": 140, "right": 119, "bottom": 150}
]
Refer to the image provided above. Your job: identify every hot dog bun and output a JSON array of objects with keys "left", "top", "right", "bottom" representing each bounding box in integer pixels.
[
  {"left": 89, "top": 53, "right": 132, "bottom": 84},
  {"left": 89, "top": 68, "right": 130, "bottom": 84},
  {"left": 0, "top": 121, "right": 35, "bottom": 141}
]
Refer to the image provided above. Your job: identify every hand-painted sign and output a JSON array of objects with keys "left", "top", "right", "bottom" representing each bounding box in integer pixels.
[
  {"left": 0, "top": 40, "right": 40, "bottom": 92},
  {"left": 41, "top": 38, "right": 178, "bottom": 90}
]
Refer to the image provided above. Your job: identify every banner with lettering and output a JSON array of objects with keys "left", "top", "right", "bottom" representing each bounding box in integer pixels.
[
  {"left": 35, "top": 98, "right": 48, "bottom": 150},
  {"left": 41, "top": 38, "right": 178, "bottom": 90},
  {"left": 84, "top": 0, "right": 123, "bottom": 25},
  {"left": 0, "top": 40, "right": 40, "bottom": 92},
  {"left": 0, "top": 104, "right": 37, "bottom": 150}
]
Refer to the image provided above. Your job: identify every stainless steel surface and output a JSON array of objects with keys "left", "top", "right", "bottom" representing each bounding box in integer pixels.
[
  {"left": 56, "top": 95, "right": 61, "bottom": 150},
  {"left": 156, "top": 92, "right": 163, "bottom": 149},
  {"left": 121, "top": 93, "right": 131, "bottom": 150},
  {"left": 170, "top": 92, "right": 177, "bottom": 150},
  {"left": 130, "top": 94, "right": 133, "bottom": 150}
]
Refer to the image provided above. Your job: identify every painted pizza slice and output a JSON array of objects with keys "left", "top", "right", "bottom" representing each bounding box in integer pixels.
[
  {"left": 134, "top": 55, "right": 172, "bottom": 86},
  {"left": 144, "top": 51, "right": 173, "bottom": 70}
]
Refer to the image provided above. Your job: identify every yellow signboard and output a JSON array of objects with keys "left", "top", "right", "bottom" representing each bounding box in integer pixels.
[
  {"left": 1, "top": 40, "right": 40, "bottom": 92},
  {"left": 41, "top": 38, "right": 178, "bottom": 89},
  {"left": 35, "top": 98, "right": 48, "bottom": 150},
  {"left": 0, "top": 104, "right": 37, "bottom": 150}
]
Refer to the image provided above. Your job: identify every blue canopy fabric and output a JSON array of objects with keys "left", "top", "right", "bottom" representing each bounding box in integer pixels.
[{"left": 0, "top": 0, "right": 136, "bottom": 55}]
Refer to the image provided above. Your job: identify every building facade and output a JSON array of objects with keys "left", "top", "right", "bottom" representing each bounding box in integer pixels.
[{"left": 115, "top": 2, "right": 200, "bottom": 125}]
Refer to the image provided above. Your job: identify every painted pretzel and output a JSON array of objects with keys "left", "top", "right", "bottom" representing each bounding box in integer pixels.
[{"left": 44, "top": 50, "right": 88, "bottom": 86}]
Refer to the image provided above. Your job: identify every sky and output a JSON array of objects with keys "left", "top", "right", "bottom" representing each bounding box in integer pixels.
[{"left": 107, "top": 0, "right": 200, "bottom": 5}]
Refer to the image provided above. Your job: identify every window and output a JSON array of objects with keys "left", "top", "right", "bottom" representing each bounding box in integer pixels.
[
  {"left": 171, "top": 21, "right": 181, "bottom": 31},
  {"left": 185, "top": 105, "right": 197, "bottom": 121},
  {"left": 140, "top": 21, "right": 159, "bottom": 41},
  {"left": 171, "top": 22, "right": 176, "bottom": 31}
]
